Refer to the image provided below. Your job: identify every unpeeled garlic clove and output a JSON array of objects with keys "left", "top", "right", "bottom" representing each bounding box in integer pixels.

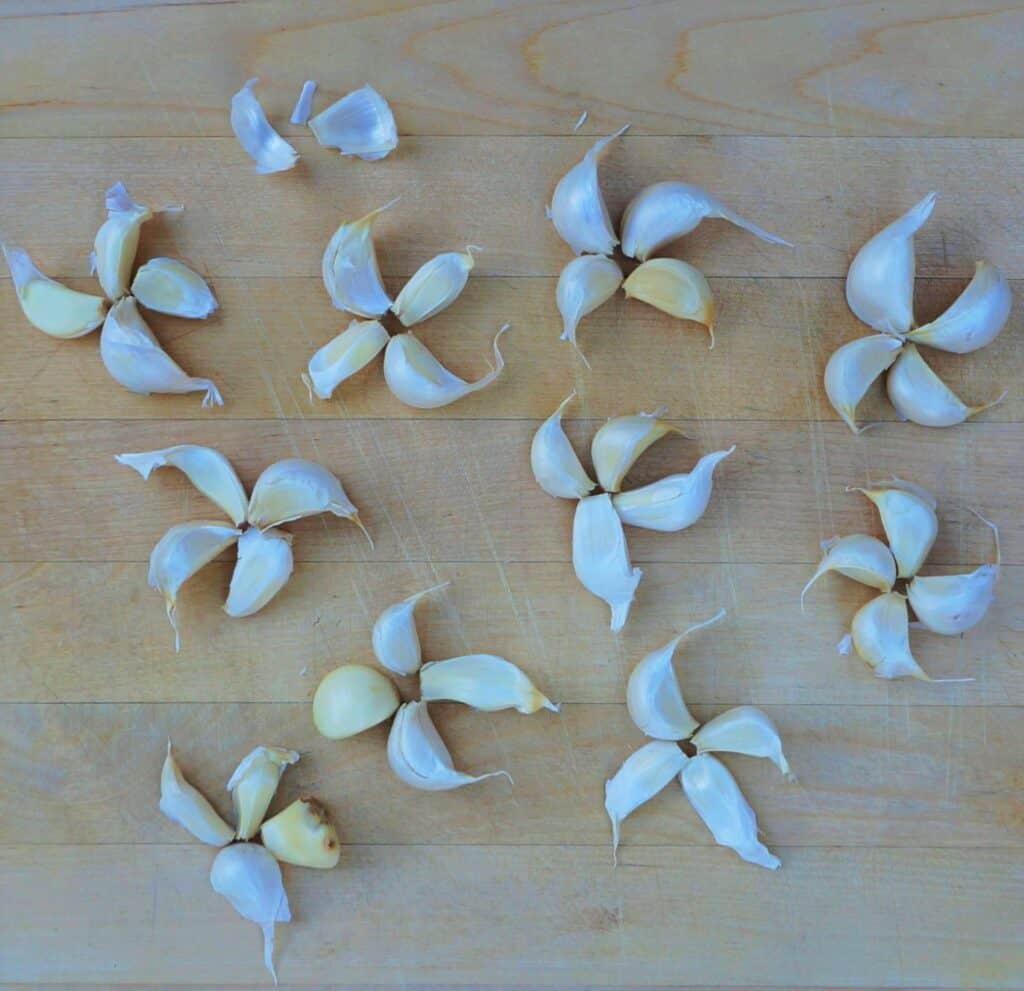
[
  {"left": 303, "top": 319, "right": 390, "bottom": 401},
  {"left": 312, "top": 664, "right": 400, "bottom": 739},
  {"left": 622, "top": 259, "right": 715, "bottom": 346},
  {"left": 801, "top": 533, "right": 896, "bottom": 611},
  {"left": 93, "top": 182, "right": 152, "bottom": 300},
  {"left": 322, "top": 199, "right": 398, "bottom": 317},
  {"left": 371, "top": 581, "right": 451, "bottom": 676},
  {"left": 852, "top": 479, "right": 938, "bottom": 579},
  {"left": 392, "top": 247, "right": 476, "bottom": 327},
  {"left": 308, "top": 84, "right": 398, "bottom": 161},
  {"left": 591, "top": 407, "right": 685, "bottom": 493},
  {"left": 555, "top": 254, "right": 623, "bottom": 361},
  {"left": 261, "top": 797, "right": 340, "bottom": 870},
  {"left": 849, "top": 591, "right": 954, "bottom": 681},
  {"left": 612, "top": 446, "right": 734, "bottom": 532},
  {"left": 131, "top": 258, "right": 218, "bottom": 319},
  {"left": 530, "top": 391, "right": 597, "bottom": 500},
  {"left": 227, "top": 745, "right": 300, "bottom": 841},
  {"left": 420, "top": 655, "right": 559, "bottom": 714},
  {"left": 691, "top": 706, "right": 793, "bottom": 779},
  {"left": 824, "top": 334, "right": 903, "bottom": 434},
  {"left": 159, "top": 741, "right": 234, "bottom": 846},
  {"left": 230, "top": 77, "right": 299, "bottom": 174},
  {"left": 225, "top": 527, "right": 294, "bottom": 618}
]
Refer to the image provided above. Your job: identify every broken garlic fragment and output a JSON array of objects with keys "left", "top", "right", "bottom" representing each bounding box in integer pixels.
[
  {"left": 227, "top": 745, "right": 300, "bottom": 841},
  {"left": 801, "top": 534, "right": 896, "bottom": 611},
  {"left": 230, "top": 77, "right": 299, "bottom": 174},
  {"left": 290, "top": 79, "right": 318, "bottom": 126},
  {"left": 322, "top": 199, "right": 398, "bottom": 317},
  {"left": 622, "top": 258, "right": 715, "bottom": 346},
  {"left": 530, "top": 391, "right": 596, "bottom": 500},
  {"left": 824, "top": 334, "right": 903, "bottom": 434},
  {"left": 309, "top": 84, "right": 398, "bottom": 161},
  {"left": 312, "top": 664, "right": 400, "bottom": 740},
  {"left": 852, "top": 480, "right": 938, "bottom": 579},
  {"left": 691, "top": 706, "right": 793, "bottom": 779},
  {"left": 420, "top": 654, "right": 559, "bottom": 714},
  {"left": 94, "top": 181, "right": 152, "bottom": 301},
  {"left": 372, "top": 581, "right": 451, "bottom": 676},
  {"left": 131, "top": 258, "right": 218, "bottom": 319},
  {"left": 555, "top": 254, "right": 622, "bottom": 361},
  {"left": 159, "top": 741, "right": 234, "bottom": 847},
  {"left": 591, "top": 408, "right": 685, "bottom": 493},
  {"left": 303, "top": 319, "right": 389, "bottom": 401},
  {"left": 225, "top": 527, "right": 294, "bottom": 618},
  {"left": 261, "top": 797, "right": 340, "bottom": 870},
  {"left": 392, "top": 247, "right": 476, "bottom": 327}
]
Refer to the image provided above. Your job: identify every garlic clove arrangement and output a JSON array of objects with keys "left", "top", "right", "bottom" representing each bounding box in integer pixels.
[
  {"left": 801, "top": 534, "right": 896, "bottom": 610},
  {"left": 224, "top": 528, "right": 294, "bottom": 618},
  {"left": 227, "top": 745, "right": 300, "bottom": 841},
  {"left": 591, "top": 408, "right": 685, "bottom": 493},
  {"left": 823, "top": 334, "right": 903, "bottom": 434},
  {"left": 849, "top": 591, "right": 941, "bottom": 681},
  {"left": 420, "top": 654, "right": 559, "bottom": 714},
  {"left": 93, "top": 182, "right": 152, "bottom": 301},
  {"left": 260, "top": 797, "right": 340, "bottom": 870},
  {"left": 303, "top": 319, "right": 390, "bottom": 401},
  {"left": 131, "top": 258, "right": 218, "bottom": 319},
  {"left": 371, "top": 581, "right": 451, "bottom": 676},
  {"left": 308, "top": 83, "right": 398, "bottom": 161},
  {"left": 159, "top": 741, "right": 234, "bottom": 846},
  {"left": 853, "top": 480, "right": 938, "bottom": 579},
  {"left": 530, "top": 391, "right": 597, "bottom": 500},
  {"left": 691, "top": 706, "right": 793, "bottom": 779},
  {"left": 312, "top": 664, "right": 400, "bottom": 740},
  {"left": 555, "top": 254, "right": 623, "bottom": 360},
  {"left": 230, "top": 78, "right": 299, "bottom": 175},
  {"left": 322, "top": 199, "right": 398, "bottom": 317},
  {"left": 622, "top": 258, "right": 715, "bottom": 346},
  {"left": 392, "top": 247, "right": 476, "bottom": 327}
]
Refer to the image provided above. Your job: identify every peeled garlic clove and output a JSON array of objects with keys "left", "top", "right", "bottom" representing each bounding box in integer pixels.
[
  {"left": 620, "top": 181, "right": 792, "bottom": 261},
  {"left": 420, "top": 654, "right": 559, "bottom": 714},
  {"left": 148, "top": 520, "right": 241, "bottom": 651},
  {"left": 261, "top": 797, "right": 340, "bottom": 870},
  {"left": 530, "top": 391, "right": 597, "bottom": 500},
  {"left": 93, "top": 182, "right": 152, "bottom": 300},
  {"left": 548, "top": 125, "right": 629, "bottom": 256},
  {"left": 556, "top": 254, "right": 623, "bottom": 360},
  {"left": 159, "top": 741, "right": 234, "bottom": 846},
  {"left": 3, "top": 243, "right": 107, "bottom": 339},
  {"left": 115, "top": 444, "right": 248, "bottom": 525},
  {"left": 100, "top": 297, "right": 223, "bottom": 407},
  {"left": 907, "top": 261, "right": 1012, "bottom": 354},
  {"left": 383, "top": 325, "right": 509, "bottom": 410},
  {"left": 604, "top": 741, "right": 688, "bottom": 864},
  {"left": 131, "top": 258, "right": 218, "bottom": 319},
  {"left": 322, "top": 199, "right": 397, "bottom": 317},
  {"left": 392, "top": 247, "right": 476, "bottom": 327},
  {"left": 387, "top": 700, "right": 511, "bottom": 791},
  {"left": 224, "top": 528, "right": 294, "bottom": 618},
  {"left": 849, "top": 591, "right": 943, "bottom": 681},
  {"left": 230, "top": 77, "right": 299, "bottom": 174},
  {"left": 853, "top": 481, "right": 938, "bottom": 579},
  {"left": 846, "top": 192, "right": 936, "bottom": 334},
  {"left": 591, "top": 407, "right": 684, "bottom": 493},
  {"left": 692, "top": 706, "right": 793, "bottom": 779},
  {"left": 626, "top": 610, "right": 725, "bottom": 740},
  {"left": 612, "top": 446, "right": 733, "bottom": 532},
  {"left": 824, "top": 334, "right": 903, "bottom": 434},
  {"left": 622, "top": 258, "right": 715, "bottom": 345},
  {"left": 227, "top": 745, "right": 300, "bottom": 841},
  {"left": 572, "top": 493, "right": 642, "bottom": 633},
  {"left": 312, "top": 664, "right": 400, "bottom": 740},
  {"left": 290, "top": 79, "right": 317, "bottom": 126},
  {"left": 371, "top": 581, "right": 451, "bottom": 676},
  {"left": 303, "top": 319, "right": 389, "bottom": 401},
  {"left": 801, "top": 534, "right": 896, "bottom": 610},
  {"left": 309, "top": 84, "right": 398, "bottom": 161},
  {"left": 681, "top": 754, "right": 780, "bottom": 870}
]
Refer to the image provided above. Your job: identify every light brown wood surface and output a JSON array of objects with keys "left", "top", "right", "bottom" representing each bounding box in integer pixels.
[{"left": 0, "top": 2, "right": 1021, "bottom": 989}]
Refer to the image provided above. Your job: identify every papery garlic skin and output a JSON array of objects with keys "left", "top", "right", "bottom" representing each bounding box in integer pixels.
[
  {"left": 846, "top": 192, "right": 936, "bottom": 334},
  {"left": 159, "top": 741, "right": 234, "bottom": 846},
  {"left": 801, "top": 534, "right": 896, "bottom": 610},
  {"left": 854, "top": 481, "right": 938, "bottom": 579},
  {"left": 303, "top": 319, "right": 390, "bottom": 401},
  {"left": 261, "top": 797, "right": 340, "bottom": 870},
  {"left": 371, "top": 581, "right": 450, "bottom": 676},
  {"left": 227, "top": 745, "right": 300, "bottom": 841},
  {"left": 312, "top": 664, "right": 400, "bottom": 740},
  {"left": 530, "top": 391, "right": 597, "bottom": 500},
  {"left": 230, "top": 77, "right": 299, "bottom": 175},
  {"left": 309, "top": 84, "right": 398, "bottom": 161},
  {"left": 622, "top": 258, "right": 715, "bottom": 345},
  {"left": 225, "top": 528, "right": 294, "bottom": 618},
  {"left": 392, "top": 247, "right": 476, "bottom": 327},
  {"left": 420, "top": 655, "right": 559, "bottom": 714},
  {"left": 322, "top": 200, "right": 397, "bottom": 317},
  {"left": 290, "top": 79, "right": 318, "bottom": 126},
  {"left": 691, "top": 706, "right": 792, "bottom": 778},
  {"left": 94, "top": 182, "right": 152, "bottom": 300},
  {"left": 824, "top": 334, "right": 902, "bottom": 434},
  {"left": 591, "top": 408, "right": 684, "bottom": 493},
  {"left": 131, "top": 258, "right": 218, "bottom": 319},
  {"left": 556, "top": 254, "right": 623, "bottom": 359}
]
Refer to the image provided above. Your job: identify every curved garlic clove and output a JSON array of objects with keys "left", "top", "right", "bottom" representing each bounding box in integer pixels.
[
  {"left": 691, "top": 706, "right": 793, "bottom": 779},
  {"left": 392, "top": 247, "right": 476, "bottom": 327},
  {"left": 94, "top": 182, "right": 152, "bottom": 300},
  {"left": 387, "top": 700, "right": 512, "bottom": 791},
  {"left": 823, "top": 334, "right": 903, "bottom": 434},
  {"left": 846, "top": 192, "right": 936, "bottom": 334},
  {"left": 371, "top": 581, "right": 451, "bottom": 676},
  {"left": 308, "top": 83, "right": 398, "bottom": 161},
  {"left": 612, "top": 446, "right": 734, "bottom": 532},
  {"left": 114, "top": 444, "right": 248, "bottom": 525},
  {"left": 605, "top": 741, "right": 688, "bottom": 864},
  {"left": 230, "top": 77, "right": 299, "bottom": 174},
  {"left": 680, "top": 754, "right": 780, "bottom": 870},
  {"left": 227, "top": 745, "right": 300, "bottom": 841},
  {"left": 852, "top": 480, "right": 938, "bottom": 579},
  {"left": 849, "top": 591, "right": 955, "bottom": 681},
  {"left": 159, "top": 741, "right": 234, "bottom": 846},
  {"left": 530, "top": 391, "right": 597, "bottom": 500},
  {"left": 321, "top": 199, "right": 398, "bottom": 317},
  {"left": 312, "top": 664, "right": 401, "bottom": 740},
  {"left": 548, "top": 125, "right": 629, "bottom": 256},
  {"left": 591, "top": 407, "right": 685, "bottom": 493},
  {"left": 289, "top": 79, "right": 317, "bottom": 126},
  {"left": 131, "top": 258, "right": 218, "bottom": 319},
  {"left": 620, "top": 181, "right": 792, "bottom": 262},
  {"left": 622, "top": 258, "right": 715, "bottom": 346},
  {"left": 801, "top": 534, "right": 896, "bottom": 611},
  {"left": 224, "top": 528, "right": 294, "bottom": 618},
  {"left": 626, "top": 610, "right": 726, "bottom": 740},
  {"left": 261, "top": 797, "right": 340, "bottom": 870},
  {"left": 3, "top": 243, "right": 107, "bottom": 338},
  {"left": 420, "top": 654, "right": 559, "bottom": 714},
  {"left": 556, "top": 254, "right": 623, "bottom": 361},
  {"left": 303, "top": 319, "right": 389, "bottom": 401},
  {"left": 572, "top": 493, "right": 642, "bottom": 632},
  {"left": 383, "top": 325, "right": 509, "bottom": 410},
  {"left": 907, "top": 260, "right": 1012, "bottom": 354}
]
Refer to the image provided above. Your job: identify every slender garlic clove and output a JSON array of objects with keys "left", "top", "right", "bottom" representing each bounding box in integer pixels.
[
  {"left": 681, "top": 754, "right": 781, "bottom": 870},
  {"left": 572, "top": 493, "right": 643, "bottom": 633},
  {"left": 591, "top": 408, "right": 685, "bottom": 493},
  {"left": 131, "top": 258, "right": 218, "bottom": 319},
  {"left": 224, "top": 528, "right": 294, "bottom": 618},
  {"left": 230, "top": 77, "right": 299, "bottom": 174},
  {"left": 303, "top": 319, "right": 389, "bottom": 401},
  {"left": 556, "top": 254, "right": 623, "bottom": 361},
  {"left": 846, "top": 192, "right": 936, "bottom": 334},
  {"left": 93, "top": 182, "right": 152, "bottom": 301},
  {"left": 312, "top": 664, "right": 400, "bottom": 740},
  {"left": 622, "top": 259, "right": 715, "bottom": 346},
  {"left": 371, "top": 581, "right": 451, "bottom": 676},
  {"left": 159, "top": 741, "right": 234, "bottom": 847},
  {"left": 548, "top": 125, "right": 629, "bottom": 256},
  {"left": 420, "top": 655, "right": 559, "bottom": 714},
  {"left": 626, "top": 611, "right": 726, "bottom": 740},
  {"left": 290, "top": 79, "right": 318, "bottom": 125},
  {"left": 308, "top": 84, "right": 398, "bottom": 161},
  {"left": 3, "top": 243, "right": 107, "bottom": 338},
  {"left": 322, "top": 199, "right": 398, "bottom": 317},
  {"left": 261, "top": 797, "right": 340, "bottom": 870},
  {"left": 852, "top": 480, "right": 938, "bottom": 579},
  {"left": 691, "top": 706, "right": 793, "bottom": 779},
  {"left": 227, "top": 745, "right": 300, "bottom": 841},
  {"left": 392, "top": 247, "right": 476, "bottom": 327},
  {"left": 530, "top": 391, "right": 597, "bottom": 500},
  {"left": 620, "top": 181, "right": 792, "bottom": 261},
  {"left": 824, "top": 334, "right": 903, "bottom": 434},
  {"left": 801, "top": 534, "right": 897, "bottom": 611},
  {"left": 383, "top": 325, "right": 509, "bottom": 410},
  {"left": 604, "top": 741, "right": 688, "bottom": 864},
  {"left": 387, "top": 700, "right": 512, "bottom": 791},
  {"left": 907, "top": 261, "right": 1012, "bottom": 354},
  {"left": 612, "top": 446, "right": 734, "bottom": 532}
]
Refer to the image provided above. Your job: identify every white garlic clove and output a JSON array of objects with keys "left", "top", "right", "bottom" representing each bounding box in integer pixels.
[
  {"left": 612, "top": 446, "right": 734, "bottom": 532},
  {"left": 261, "top": 797, "right": 340, "bottom": 870},
  {"left": 289, "top": 79, "right": 318, "bottom": 126},
  {"left": 312, "top": 664, "right": 401, "bottom": 740},
  {"left": 680, "top": 754, "right": 780, "bottom": 870},
  {"left": 548, "top": 125, "right": 629, "bottom": 256},
  {"left": 846, "top": 192, "right": 936, "bottom": 334},
  {"left": 852, "top": 480, "right": 938, "bottom": 579},
  {"left": 572, "top": 493, "right": 643, "bottom": 633},
  {"left": 801, "top": 534, "right": 896, "bottom": 611},
  {"left": 115, "top": 444, "right": 248, "bottom": 525},
  {"left": 131, "top": 258, "right": 218, "bottom": 319},
  {"left": 620, "top": 181, "right": 792, "bottom": 261},
  {"left": 691, "top": 706, "right": 793, "bottom": 779},
  {"left": 371, "top": 581, "right": 451, "bottom": 676},
  {"left": 227, "top": 745, "right": 300, "bottom": 841},
  {"left": 224, "top": 528, "right": 294, "bottom": 618},
  {"left": 303, "top": 319, "right": 390, "bottom": 401},
  {"left": 322, "top": 199, "right": 398, "bottom": 317},
  {"left": 230, "top": 77, "right": 299, "bottom": 174},
  {"left": 530, "top": 390, "right": 597, "bottom": 500},
  {"left": 622, "top": 258, "right": 715, "bottom": 346},
  {"left": 392, "top": 247, "right": 476, "bottom": 327},
  {"left": 387, "top": 700, "right": 512, "bottom": 791},
  {"left": 849, "top": 591, "right": 956, "bottom": 681},
  {"left": 823, "top": 333, "right": 903, "bottom": 434},
  {"left": 159, "top": 741, "right": 234, "bottom": 846},
  {"left": 555, "top": 254, "right": 623, "bottom": 361},
  {"left": 93, "top": 182, "right": 152, "bottom": 301},
  {"left": 420, "top": 654, "right": 559, "bottom": 714},
  {"left": 308, "top": 83, "right": 398, "bottom": 161},
  {"left": 591, "top": 407, "right": 685, "bottom": 493}
]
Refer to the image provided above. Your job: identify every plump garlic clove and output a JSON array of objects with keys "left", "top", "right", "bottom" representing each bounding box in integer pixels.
[
  {"left": 849, "top": 591, "right": 952, "bottom": 681},
  {"left": 371, "top": 581, "right": 451, "bottom": 676},
  {"left": 691, "top": 706, "right": 793, "bottom": 779},
  {"left": 530, "top": 391, "right": 597, "bottom": 500},
  {"left": 230, "top": 77, "right": 299, "bottom": 174},
  {"left": 3, "top": 243, "right": 107, "bottom": 338},
  {"left": 383, "top": 325, "right": 509, "bottom": 410},
  {"left": 290, "top": 79, "right": 317, "bottom": 126},
  {"left": 93, "top": 182, "right": 152, "bottom": 301},
  {"left": 387, "top": 700, "right": 512, "bottom": 791},
  {"left": 556, "top": 254, "right": 623, "bottom": 361},
  {"left": 224, "top": 528, "right": 294, "bottom": 618},
  {"left": 420, "top": 654, "right": 559, "bottom": 714},
  {"left": 622, "top": 258, "right": 715, "bottom": 346},
  {"left": 261, "top": 797, "right": 340, "bottom": 870},
  {"left": 308, "top": 84, "right": 398, "bottom": 161},
  {"left": 159, "top": 741, "right": 234, "bottom": 846},
  {"left": 227, "top": 745, "right": 300, "bottom": 841},
  {"left": 548, "top": 125, "right": 629, "bottom": 256},
  {"left": 312, "top": 664, "right": 400, "bottom": 740},
  {"left": 131, "top": 258, "right": 218, "bottom": 319},
  {"left": 591, "top": 407, "right": 685, "bottom": 493},
  {"left": 801, "top": 534, "right": 896, "bottom": 611},
  {"left": 322, "top": 199, "right": 398, "bottom": 317},
  {"left": 392, "top": 247, "right": 476, "bottom": 327},
  {"left": 612, "top": 446, "right": 734, "bottom": 532},
  {"left": 572, "top": 493, "right": 643, "bottom": 632},
  {"left": 303, "top": 319, "right": 389, "bottom": 401},
  {"left": 626, "top": 610, "right": 726, "bottom": 740},
  {"left": 620, "top": 181, "right": 792, "bottom": 261},
  {"left": 680, "top": 754, "right": 780, "bottom": 870},
  {"left": 852, "top": 480, "right": 938, "bottom": 579},
  {"left": 823, "top": 334, "right": 903, "bottom": 434},
  {"left": 846, "top": 192, "right": 936, "bottom": 334}
]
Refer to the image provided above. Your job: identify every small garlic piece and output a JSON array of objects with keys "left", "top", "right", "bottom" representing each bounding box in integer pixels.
[
  {"left": 555, "top": 254, "right": 622, "bottom": 360},
  {"left": 303, "top": 319, "right": 389, "bottom": 401},
  {"left": 392, "top": 247, "right": 476, "bottom": 327},
  {"left": 322, "top": 199, "right": 398, "bottom": 317},
  {"left": 131, "top": 258, "right": 218, "bottom": 319},
  {"left": 548, "top": 125, "right": 629, "bottom": 256},
  {"left": 853, "top": 479, "right": 938, "bottom": 579},
  {"left": 230, "top": 77, "right": 299, "bottom": 174},
  {"left": 801, "top": 534, "right": 896, "bottom": 610},
  {"left": 227, "top": 745, "right": 300, "bottom": 841},
  {"left": 622, "top": 259, "right": 715, "bottom": 346},
  {"left": 261, "top": 797, "right": 340, "bottom": 870},
  {"left": 290, "top": 79, "right": 317, "bottom": 126},
  {"left": 591, "top": 407, "right": 685, "bottom": 493},
  {"left": 312, "top": 664, "right": 400, "bottom": 740},
  {"left": 371, "top": 581, "right": 451, "bottom": 676},
  {"left": 846, "top": 192, "right": 936, "bottom": 334},
  {"left": 309, "top": 84, "right": 398, "bottom": 161},
  {"left": 387, "top": 700, "right": 512, "bottom": 791},
  {"left": 93, "top": 182, "right": 152, "bottom": 300},
  {"left": 159, "top": 741, "right": 234, "bottom": 846},
  {"left": 849, "top": 591, "right": 947, "bottom": 681},
  {"left": 420, "top": 655, "right": 559, "bottom": 714},
  {"left": 612, "top": 446, "right": 734, "bottom": 532},
  {"left": 691, "top": 706, "right": 793, "bottom": 779},
  {"left": 225, "top": 528, "right": 294, "bottom": 618},
  {"left": 530, "top": 391, "right": 596, "bottom": 500},
  {"left": 824, "top": 334, "right": 903, "bottom": 434}
]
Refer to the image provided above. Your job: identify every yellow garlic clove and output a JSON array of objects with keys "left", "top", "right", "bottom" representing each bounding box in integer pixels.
[
  {"left": 93, "top": 182, "right": 152, "bottom": 301},
  {"left": 530, "top": 391, "right": 596, "bottom": 500},
  {"left": 322, "top": 199, "right": 398, "bottom": 317},
  {"left": 309, "top": 84, "right": 398, "bottom": 161},
  {"left": 420, "top": 654, "right": 559, "bottom": 714},
  {"left": 312, "top": 664, "right": 400, "bottom": 740},
  {"left": 131, "top": 258, "right": 218, "bottom": 319},
  {"left": 224, "top": 528, "right": 294, "bottom": 618},
  {"left": 851, "top": 479, "right": 938, "bottom": 579},
  {"left": 227, "top": 745, "right": 300, "bottom": 841},
  {"left": 159, "top": 741, "right": 234, "bottom": 847},
  {"left": 230, "top": 77, "right": 299, "bottom": 174},
  {"left": 555, "top": 254, "right": 622, "bottom": 361},
  {"left": 303, "top": 319, "right": 390, "bottom": 401},
  {"left": 392, "top": 247, "right": 476, "bottom": 327},
  {"left": 823, "top": 334, "right": 903, "bottom": 434},
  {"left": 591, "top": 407, "right": 686, "bottom": 493},
  {"left": 261, "top": 797, "right": 340, "bottom": 869},
  {"left": 622, "top": 258, "right": 715, "bottom": 346}
]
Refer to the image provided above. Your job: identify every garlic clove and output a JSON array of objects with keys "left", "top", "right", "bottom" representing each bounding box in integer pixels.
[
  {"left": 312, "top": 664, "right": 400, "bottom": 740},
  {"left": 555, "top": 254, "right": 623, "bottom": 361},
  {"left": 622, "top": 258, "right": 715, "bottom": 346},
  {"left": 289, "top": 79, "right": 317, "bottom": 126},
  {"left": 420, "top": 654, "right": 559, "bottom": 714},
  {"left": 850, "top": 591, "right": 949, "bottom": 681},
  {"left": 230, "top": 77, "right": 299, "bottom": 174},
  {"left": 3, "top": 243, "right": 107, "bottom": 339},
  {"left": 591, "top": 407, "right": 686, "bottom": 493},
  {"left": 680, "top": 754, "right": 780, "bottom": 870},
  {"left": 626, "top": 610, "right": 726, "bottom": 740},
  {"left": 530, "top": 390, "right": 597, "bottom": 500},
  {"left": 224, "top": 527, "right": 294, "bottom": 618},
  {"left": 572, "top": 493, "right": 643, "bottom": 632},
  {"left": 801, "top": 534, "right": 897, "bottom": 611},
  {"left": 612, "top": 446, "right": 734, "bottom": 532},
  {"left": 846, "top": 192, "right": 936, "bottom": 334},
  {"left": 852, "top": 481, "right": 938, "bottom": 579},
  {"left": 322, "top": 199, "right": 398, "bottom": 317},
  {"left": 371, "top": 581, "right": 451, "bottom": 676},
  {"left": 93, "top": 182, "right": 152, "bottom": 301},
  {"left": 303, "top": 319, "right": 390, "bottom": 401},
  {"left": 227, "top": 745, "right": 300, "bottom": 841},
  {"left": 260, "top": 797, "right": 340, "bottom": 870},
  {"left": 823, "top": 334, "right": 903, "bottom": 434},
  {"left": 131, "top": 258, "right": 218, "bottom": 319},
  {"left": 159, "top": 740, "right": 234, "bottom": 846},
  {"left": 548, "top": 125, "right": 629, "bottom": 256},
  {"left": 308, "top": 83, "right": 398, "bottom": 161},
  {"left": 392, "top": 247, "right": 476, "bottom": 327},
  {"left": 691, "top": 706, "right": 793, "bottom": 779}
]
